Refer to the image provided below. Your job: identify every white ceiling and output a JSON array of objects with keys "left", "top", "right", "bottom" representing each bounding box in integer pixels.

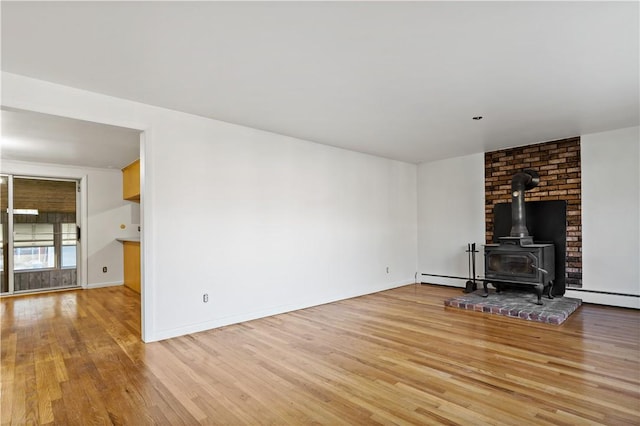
[
  {"left": 1, "top": 108, "right": 140, "bottom": 169},
  {"left": 1, "top": 1, "right": 638, "bottom": 164}
]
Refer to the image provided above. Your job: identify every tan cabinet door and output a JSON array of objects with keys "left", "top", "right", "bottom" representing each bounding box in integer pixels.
[{"left": 123, "top": 242, "right": 140, "bottom": 293}]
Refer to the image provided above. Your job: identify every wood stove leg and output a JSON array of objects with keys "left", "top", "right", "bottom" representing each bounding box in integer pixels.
[
  {"left": 482, "top": 281, "right": 489, "bottom": 297},
  {"left": 546, "top": 281, "right": 554, "bottom": 299},
  {"left": 534, "top": 284, "right": 544, "bottom": 305}
]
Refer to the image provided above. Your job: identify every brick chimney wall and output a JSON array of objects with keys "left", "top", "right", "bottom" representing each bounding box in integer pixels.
[{"left": 485, "top": 137, "right": 582, "bottom": 287}]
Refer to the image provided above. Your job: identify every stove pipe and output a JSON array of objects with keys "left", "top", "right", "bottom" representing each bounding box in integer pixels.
[{"left": 510, "top": 169, "right": 540, "bottom": 238}]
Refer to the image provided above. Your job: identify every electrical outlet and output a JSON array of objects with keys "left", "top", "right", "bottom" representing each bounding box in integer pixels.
[
  {"left": 203, "top": 293, "right": 209, "bottom": 303},
  {"left": 102, "top": 266, "right": 108, "bottom": 273}
]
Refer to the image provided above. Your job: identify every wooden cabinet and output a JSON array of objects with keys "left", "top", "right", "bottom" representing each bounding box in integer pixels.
[
  {"left": 123, "top": 241, "right": 141, "bottom": 293},
  {"left": 122, "top": 159, "right": 140, "bottom": 201},
  {"left": 121, "top": 159, "right": 141, "bottom": 293}
]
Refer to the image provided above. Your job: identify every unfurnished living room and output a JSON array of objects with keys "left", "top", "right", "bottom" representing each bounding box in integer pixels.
[{"left": 1, "top": 1, "right": 639, "bottom": 425}]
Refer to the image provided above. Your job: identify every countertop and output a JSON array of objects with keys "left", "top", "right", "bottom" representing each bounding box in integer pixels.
[{"left": 116, "top": 237, "right": 140, "bottom": 243}]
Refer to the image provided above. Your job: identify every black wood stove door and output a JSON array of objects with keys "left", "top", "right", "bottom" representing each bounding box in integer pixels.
[{"left": 487, "top": 251, "right": 538, "bottom": 280}]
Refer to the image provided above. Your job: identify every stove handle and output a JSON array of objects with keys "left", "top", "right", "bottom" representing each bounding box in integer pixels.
[{"left": 532, "top": 265, "right": 548, "bottom": 275}]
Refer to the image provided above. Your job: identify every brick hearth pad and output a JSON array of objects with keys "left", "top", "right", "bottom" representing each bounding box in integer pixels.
[{"left": 444, "top": 289, "right": 582, "bottom": 325}]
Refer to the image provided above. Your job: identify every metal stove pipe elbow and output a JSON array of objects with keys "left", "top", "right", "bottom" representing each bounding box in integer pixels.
[{"left": 510, "top": 169, "right": 540, "bottom": 238}]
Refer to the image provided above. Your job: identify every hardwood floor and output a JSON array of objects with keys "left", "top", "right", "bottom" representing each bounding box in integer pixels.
[{"left": 1, "top": 284, "right": 639, "bottom": 425}]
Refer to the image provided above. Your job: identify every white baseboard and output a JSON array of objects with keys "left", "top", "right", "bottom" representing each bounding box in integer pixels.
[
  {"left": 421, "top": 277, "right": 465, "bottom": 288},
  {"left": 564, "top": 290, "right": 640, "bottom": 309},
  {"left": 85, "top": 281, "right": 124, "bottom": 289}
]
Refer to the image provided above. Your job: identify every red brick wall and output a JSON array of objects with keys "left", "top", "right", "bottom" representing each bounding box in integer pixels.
[{"left": 484, "top": 137, "right": 582, "bottom": 287}]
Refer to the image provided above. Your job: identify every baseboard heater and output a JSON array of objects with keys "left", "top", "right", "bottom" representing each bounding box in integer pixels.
[
  {"left": 421, "top": 273, "right": 640, "bottom": 299},
  {"left": 421, "top": 272, "right": 543, "bottom": 287}
]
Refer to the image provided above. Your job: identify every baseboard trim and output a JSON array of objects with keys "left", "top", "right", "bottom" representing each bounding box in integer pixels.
[
  {"left": 85, "top": 281, "right": 124, "bottom": 289},
  {"left": 421, "top": 281, "right": 463, "bottom": 289},
  {"left": 564, "top": 289, "right": 639, "bottom": 309},
  {"left": 565, "top": 288, "right": 640, "bottom": 298}
]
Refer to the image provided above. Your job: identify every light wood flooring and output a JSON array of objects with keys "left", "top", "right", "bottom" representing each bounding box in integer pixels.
[{"left": 1, "top": 284, "right": 639, "bottom": 425}]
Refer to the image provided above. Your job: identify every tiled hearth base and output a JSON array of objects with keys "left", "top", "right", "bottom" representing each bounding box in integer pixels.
[{"left": 444, "top": 289, "right": 582, "bottom": 325}]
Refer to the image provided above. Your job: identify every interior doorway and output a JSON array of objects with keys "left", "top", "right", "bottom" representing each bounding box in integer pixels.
[
  {"left": 1, "top": 175, "right": 80, "bottom": 294},
  {"left": 2, "top": 106, "right": 145, "bottom": 339}
]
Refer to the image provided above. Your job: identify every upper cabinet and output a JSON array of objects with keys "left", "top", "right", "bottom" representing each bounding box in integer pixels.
[{"left": 122, "top": 159, "right": 140, "bottom": 202}]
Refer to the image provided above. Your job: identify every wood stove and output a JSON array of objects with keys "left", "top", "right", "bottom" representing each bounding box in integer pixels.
[{"left": 483, "top": 170, "right": 556, "bottom": 305}]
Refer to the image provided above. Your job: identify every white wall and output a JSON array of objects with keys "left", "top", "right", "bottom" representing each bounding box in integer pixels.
[
  {"left": 569, "top": 126, "right": 640, "bottom": 308},
  {"left": 0, "top": 160, "right": 140, "bottom": 288},
  {"left": 417, "top": 153, "right": 486, "bottom": 287},
  {"left": 151, "top": 120, "right": 418, "bottom": 338},
  {"left": 2, "top": 72, "right": 418, "bottom": 341}
]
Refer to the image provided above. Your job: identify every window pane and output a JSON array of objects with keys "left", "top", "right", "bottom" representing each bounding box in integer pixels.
[
  {"left": 14, "top": 246, "right": 55, "bottom": 270},
  {"left": 61, "top": 224, "right": 76, "bottom": 268},
  {"left": 61, "top": 245, "right": 77, "bottom": 268},
  {"left": 62, "top": 223, "right": 77, "bottom": 245}
]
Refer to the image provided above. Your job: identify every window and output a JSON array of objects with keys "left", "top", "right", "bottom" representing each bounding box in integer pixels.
[
  {"left": 61, "top": 223, "right": 77, "bottom": 268},
  {"left": 14, "top": 223, "right": 55, "bottom": 270}
]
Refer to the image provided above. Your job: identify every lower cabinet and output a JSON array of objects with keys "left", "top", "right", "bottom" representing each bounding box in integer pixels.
[{"left": 123, "top": 241, "right": 141, "bottom": 293}]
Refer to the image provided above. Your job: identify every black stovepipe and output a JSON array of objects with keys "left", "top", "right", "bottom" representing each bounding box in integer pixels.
[{"left": 510, "top": 169, "right": 540, "bottom": 238}]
